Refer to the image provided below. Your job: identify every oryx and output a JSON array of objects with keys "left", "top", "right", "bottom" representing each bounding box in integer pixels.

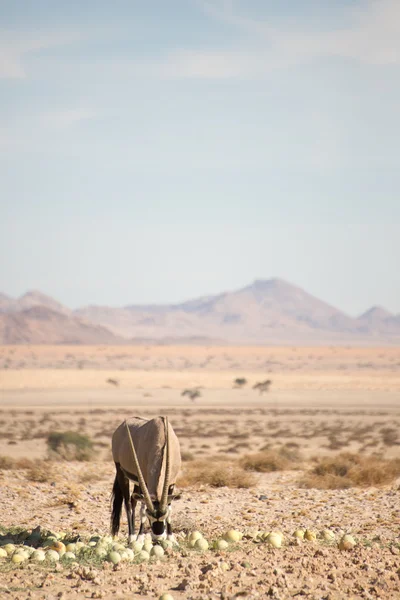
[{"left": 111, "top": 416, "right": 181, "bottom": 543}]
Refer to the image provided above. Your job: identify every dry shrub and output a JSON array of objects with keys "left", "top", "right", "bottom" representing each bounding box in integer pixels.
[
  {"left": 178, "top": 459, "right": 256, "bottom": 489},
  {"left": 181, "top": 451, "right": 195, "bottom": 462},
  {"left": 240, "top": 447, "right": 302, "bottom": 473},
  {"left": 380, "top": 427, "right": 399, "bottom": 446},
  {"left": 25, "top": 461, "right": 55, "bottom": 483},
  {"left": 278, "top": 443, "right": 303, "bottom": 463},
  {"left": 300, "top": 453, "right": 400, "bottom": 489},
  {"left": 325, "top": 435, "right": 349, "bottom": 451},
  {"left": 78, "top": 468, "right": 98, "bottom": 483},
  {"left": 228, "top": 432, "right": 250, "bottom": 440},
  {"left": 0, "top": 456, "right": 55, "bottom": 482},
  {"left": 48, "top": 483, "right": 82, "bottom": 508},
  {"left": 0, "top": 456, "right": 16, "bottom": 470},
  {"left": 0, "top": 456, "right": 37, "bottom": 470}
]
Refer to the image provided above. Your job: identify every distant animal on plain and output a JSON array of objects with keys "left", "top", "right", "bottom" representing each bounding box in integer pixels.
[
  {"left": 106, "top": 378, "right": 119, "bottom": 386},
  {"left": 111, "top": 416, "right": 181, "bottom": 543},
  {"left": 253, "top": 379, "right": 272, "bottom": 394},
  {"left": 181, "top": 387, "right": 201, "bottom": 401}
]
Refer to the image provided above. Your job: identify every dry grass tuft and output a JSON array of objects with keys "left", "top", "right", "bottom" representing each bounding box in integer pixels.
[
  {"left": 178, "top": 459, "right": 256, "bottom": 489},
  {"left": 0, "top": 456, "right": 55, "bottom": 482},
  {"left": 181, "top": 451, "right": 195, "bottom": 462},
  {"left": 300, "top": 453, "right": 400, "bottom": 489},
  {"left": 78, "top": 468, "right": 98, "bottom": 483},
  {"left": 240, "top": 447, "right": 302, "bottom": 473},
  {"left": 25, "top": 461, "right": 55, "bottom": 483},
  {"left": 48, "top": 483, "right": 82, "bottom": 508},
  {"left": 0, "top": 456, "right": 16, "bottom": 470}
]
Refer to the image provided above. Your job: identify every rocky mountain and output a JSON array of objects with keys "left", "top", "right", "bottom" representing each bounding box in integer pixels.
[
  {"left": 0, "top": 306, "right": 122, "bottom": 344},
  {"left": 75, "top": 279, "right": 400, "bottom": 343},
  {"left": 1, "top": 279, "right": 400, "bottom": 344}
]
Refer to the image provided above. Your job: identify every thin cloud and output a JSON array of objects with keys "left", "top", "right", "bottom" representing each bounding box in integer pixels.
[
  {"left": 0, "top": 30, "right": 82, "bottom": 79},
  {"left": 40, "top": 109, "right": 99, "bottom": 130},
  {"left": 116, "top": 0, "right": 400, "bottom": 81},
  {"left": 182, "top": 0, "right": 400, "bottom": 79}
]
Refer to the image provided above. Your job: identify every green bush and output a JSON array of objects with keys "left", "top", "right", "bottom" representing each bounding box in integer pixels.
[{"left": 47, "top": 431, "right": 94, "bottom": 461}]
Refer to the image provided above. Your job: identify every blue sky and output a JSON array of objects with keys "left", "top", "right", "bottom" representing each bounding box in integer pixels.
[{"left": 1, "top": 0, "right": 399, "bottom": 315}]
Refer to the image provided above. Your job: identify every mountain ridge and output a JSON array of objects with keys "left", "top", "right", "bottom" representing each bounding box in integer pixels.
[
  {"left": 1, "top": 279, "right": 399, "bottom": 344},
  {"left": 0, "top": 306, "right": 122, "bottom": 344}
]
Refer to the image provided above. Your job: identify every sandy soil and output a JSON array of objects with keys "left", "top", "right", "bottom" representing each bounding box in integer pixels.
[{"left": 0, "top": 346, "right": 399, "bottom": 599}]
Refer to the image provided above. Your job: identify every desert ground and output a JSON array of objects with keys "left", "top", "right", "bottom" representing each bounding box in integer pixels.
[{"left": 0, "top": 345, "right": 399, "bottom": 600}]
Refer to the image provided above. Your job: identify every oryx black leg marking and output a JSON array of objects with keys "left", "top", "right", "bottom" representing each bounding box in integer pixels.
[
  {"left": 116, "top": 463, "right": 133, "bottom": 539},
  {"left": 111, "top": 463, "right": 123, "bottom": 536},
  {"left": 166, "top": 505, "right": 176, "bottom": 542}
]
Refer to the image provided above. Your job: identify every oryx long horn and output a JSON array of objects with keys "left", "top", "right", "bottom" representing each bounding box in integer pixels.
[
  {"left": 125, "top": 420, "right": 154, "bottom": 513},
  {"left": 159, "top": 416, "right": 170, "bottom": 513}
]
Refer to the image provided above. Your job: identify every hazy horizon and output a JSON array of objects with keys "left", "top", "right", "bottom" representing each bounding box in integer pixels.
[
  {"left": 1, "top": 272, "right": 399, "bottom": 319},
  {"left": 1, "top": 1, "right": 400, "bottom": 315}
]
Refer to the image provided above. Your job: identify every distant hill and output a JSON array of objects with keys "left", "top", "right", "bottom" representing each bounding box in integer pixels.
[
  {"left": 2, "top": 279, "right": 400, "bottom": 344},
  {"left": 0, "top": 293, "right": 14, "bottom": 313},
  {"left": 357, "top": 305, "right": 400, "bottom": 336},
  {"left": 0, "top": 306, "right": 122, "bottom": 344},
  {"left": 75, "top": 278, "right": 400, "bottom": 344},
  {"left": 0, "top": 290, "right": 70, "bottom": 315}
]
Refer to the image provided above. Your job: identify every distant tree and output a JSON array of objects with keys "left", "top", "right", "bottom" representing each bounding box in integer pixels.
[
  {"left": 253, "top": 379, "right": 272, "bottom": 394},
  {"left": 181, "top": 387, "right": 201, "bottom": 401},
  {"left": 233, "top": 377, "right": 247, "bottom": 388}
]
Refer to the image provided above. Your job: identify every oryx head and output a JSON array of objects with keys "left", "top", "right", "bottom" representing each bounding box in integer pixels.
[{"left": 125, "top": 417, "right": 173, "bottom": 540}]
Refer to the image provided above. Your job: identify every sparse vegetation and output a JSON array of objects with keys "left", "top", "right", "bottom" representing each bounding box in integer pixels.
[
  {"left": 0, "top": 456, "right": 54, "bottom": 481},
  {"left": 380, "top": 427, "right": 399, "bottom": 446},
  {"left": 0, "top": 456, "right": 16, "bottom": 470},
  {"left": 77, "top": 468, "right": 98, "bottom": 483},
  {"left": 181, "top": 451, "right": 195, "bottom": 462},
  {"left": 0, "top": 345, "right": 400, "bottom": 597},
  {"left": 300, "top": 453, "right": 400, "bottom": 489},
  {"left": 240, "top": 447, "right": 301, "bottom": 472},
  {"left": 178, "top": 459, "right": 256, "bottom": 489},
  {"left": 25, "top": 461, "right": 54, "bottom": 483},
  {"left": 47, "top": 431, "right": 94, "bottom": 461}
]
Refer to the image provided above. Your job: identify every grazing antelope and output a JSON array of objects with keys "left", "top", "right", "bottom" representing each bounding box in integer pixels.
[{"left": 111, "top": 416, "right": 181, "bottom": 543}]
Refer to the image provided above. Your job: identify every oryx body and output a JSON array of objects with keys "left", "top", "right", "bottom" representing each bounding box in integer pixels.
[{"left": 111, "top": 416, "right": 181, "bottom": 543}]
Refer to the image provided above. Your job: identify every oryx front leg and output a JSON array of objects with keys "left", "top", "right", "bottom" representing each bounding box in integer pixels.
[
  {"left": 166, "top": 506, "right": 177, "bottom": 544},
  {"left": 135, "top": 503, "right": 147, "bottom": 544},
  {"left": 128, "top": 496, "right": 137, "bottom": 544}
]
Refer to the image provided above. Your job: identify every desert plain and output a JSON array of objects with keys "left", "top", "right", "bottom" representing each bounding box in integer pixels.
[{"left": 0, "top": 344, "right": 399, "bottom": 600}]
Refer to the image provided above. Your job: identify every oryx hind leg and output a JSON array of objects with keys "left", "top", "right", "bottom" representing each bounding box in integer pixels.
[{"left": 115, "top": 463, "right": 134, "bottom": 541}]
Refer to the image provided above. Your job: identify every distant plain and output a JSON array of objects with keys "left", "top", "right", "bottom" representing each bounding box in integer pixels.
[{"left": 1, "top": 344, "right": 400, "bottom": 598}]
